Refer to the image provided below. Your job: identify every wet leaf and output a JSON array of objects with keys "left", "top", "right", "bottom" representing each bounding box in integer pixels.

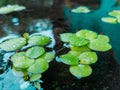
[
  {"left": 70, "top": 45, "right": 90, "bottom": 53},
  {"left": 101, "top": 17, "right": 117, "bottom": 24},
  {"left": 28, "top": 58, "right": 49, "bottom": 73},
  {"left": 76, "top": 29, "right": 97, "bottom": 40},
  {"left": 13, "top": 56, "right": 34, "bottom": 69},
  {"left": 41, "top": 52, "right": 55, "bottom": 62},
  {"left": 69, "top": 64, "right": 92, "bottom": 78},
  {"left": 71, "top": 6, "right": 90, "bottom": 13},
  {"left": 60, "top": 33, "right": 75, "bottom": 42},
  {"left": 108, "top": 10, "right": 120, "bottom": 17},
  {"left": 60, "top": 53, "right": 79, "bottom": 65},
  {"left": 11, "top": 52, "right": 26, "bottom": 62},
  {"left": 26, "top": 46, "right": 45, "bottom": 59},
  {"left": 97, "top": 35, "right": 110, "bottom": 42},
  {"left": 28, "top": 35, "right": 50, "bottom": 46},
  {"left": 0, "top": 37, "right": 26, "bottom": 51},
  {"left": 30, "top": 74, "right": 42, "bottom": 81},
  {"left": 69, "top": 36, "right": 88, "bottom": 47},
  {"left": 34, "top": 82, "right": 41, "bottom": 90},
  {"left": 88, "top": 39, "right": 112, "bottom": 51},
  {"left": 79, "top": 51, "right": 98, "bottom": 64}
]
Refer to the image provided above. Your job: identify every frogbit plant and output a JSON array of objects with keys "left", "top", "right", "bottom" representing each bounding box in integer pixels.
[
  {"left": 101, "top": 10, "right": 120, "bottom": 24},
  {"left": 0, "top": 33, "right": 55, "bottom": 90},
  {"left": 59, "top": 29, "right": 112, "bottom": 79}
]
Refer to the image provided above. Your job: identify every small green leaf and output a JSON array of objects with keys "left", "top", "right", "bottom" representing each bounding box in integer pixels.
[
  {"left": 13, "top": 56, "right": 34, "bottom": 69},
  {"left": 28, "top": 35, "right": 51, "bottom": 46},
  {"left": 34, "top": 82, "right": 41, "bottom": 90},
  {"left": 26, "top": 46, "right": 45, "bottom": 59},
  {"left": 88, "top": 39, "right": 112, "bottom": 51},
  {"left": 30, "top": 74, "right": 41, "bottom": 81},
  {"left": 69, "top": 64, "right": 92, "bottom": 78},
  {"left": 0, "top": 37, "right": 26, "bottom": 51},
  {"left": 28, "top": 58, "right": 49, "bottom": 73},
  {"left": 70, "top": 45, "right": 90, "bottom": 53},
  {"left": 101, "top": 17, "right": 117, "bottom": 24},
  {"left": 11, "top": 52, "right": 26, "bottom": 62},
  {"left": 76, "top": 29, "right": 97, "bottom": 40},
  {"left": 60, "top": 33, "right": 75, "bottom": 42},
  {"left": 71, "top": 6, "right": 90, "bottom": 13},
  {"left": 79, "top": 51, "right": 98, "bottom": 64},
  {"left": 97, "top": 35, "right": 110, "bottom": 42},
  {"left": 41, "top": 52, "right": 55, "bottom": 62},
  {"left": 108, "top": 10, "right": 120, "bottom": 17},
  {"left": 60, "top": 53, "right": 79, "bottom": 65},
  {"left": 69, "top": 36, "right": 88, "bottom": 47}
]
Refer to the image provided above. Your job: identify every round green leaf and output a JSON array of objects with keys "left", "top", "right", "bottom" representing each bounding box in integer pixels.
[
  {"left": 28, "top": 35, "right": 51, "bottom": 46},
  {"left": 108, "top": 10, "right": 120, "bottom": 17},
  {"left": 79, "top": 51, "right": 98, "bottom": 64},
  {"left": 97, "top": 35, "right": 110, "bottom": 42},
  {"left": 60, "top": 53, "right": 79, "bottom": 65},
  {"left": 88, "top": 39, "right": 112, "bottom": 51},
  {"left": 69, "top": 64, "right": 92, "bottom": 78},
  {"left": 13, "top": 56, "right": 34, "bottom": 69},
  {"left": 71, "top": 6, "right": 90, "bottom": 13},
  {"left": 26, "top": 46, "right": 45, "bottom": 59},
  {"left": 69, "top": 36, "right": 88, "bottom": 47},
  {"left": 41, "top": 52, "right": 55, "bottom": 62},
  {"left": 60, "top": 33, "right": 75, "bottom": 42},
  {"left": 70, "top": 45, "right": 90, "bottom": 53},
  {"left": 76, "top": 29, "right": 97, "bottom": 40},
  {"left": 11, "top": 52, "right": 26, "bottom": 62},
  {"left": 0, "top": 37, "right": 26, "bottom": 51},
  {"left": 30, "top": 74, "right": 41, "bottom": 81},
  {"left": 28, "top": 58, "right": 49, "bottom": 73},
  {"left": 101, "top": 17, "right": 117, "bottom": 24}
]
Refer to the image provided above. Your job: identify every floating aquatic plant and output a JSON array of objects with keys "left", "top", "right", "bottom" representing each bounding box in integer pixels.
[
  {"left": 0, "top": 4, "right": 26, "bottom": 14},
  {"left": 59, "top": 29, "right": 112, "bottom": 78},
  {"left": 101, "top": 10, "right": 120, "bottom": 24},
  {"left": 71, "top": 6, "right": 91, "bottom": 13},
  {"left": 0, "top": 33, "right": 55, "bottom": 90}
]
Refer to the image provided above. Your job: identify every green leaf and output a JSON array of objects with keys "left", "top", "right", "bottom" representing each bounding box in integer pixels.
[
  {"left": 41, "top": 52, "right": 55, "bottom": 62},
  {"left": 26, "top": 46, "right": 45, "bottom": 59},
  {"left": 108, "top": 10, "right": 120, "bottom": 17},
  {"left": 71, "top": 6, "right": 90, "bottom": 13},
  {"left": 60, "top": 33, "right": 75, "bottom": 42},
  {"left": 69, "top": 64, "right": 92, "bottom": 78},
  {"left": 28, "top": 58, "right": 49, "bottom": 73},
  {"left": 13, "top": 56, "right": 34, "bottom": 69},
  {"left": 0, "top": 37, "right": 26, "bottom": 51},
  {"left": 79, "top": 51, "right": 98, "bottom": 64},
  {"left": 101, "top": 17, "right": 117, "bottom": 24},
  {"left": 69, "top": 51, "right": 81, "bottom": 56},
  {"left": 70, "top": 45, "right": 90, "bottom": 53},
  {"left": 69, "top": 36, "right": 88, "bottom": 47},
  {"left": 30, "top": 74, "right": 41, "bottom": 81},
  {"left": 28, "top": 35, "right": 51, "bottom": 46},
  {"left": 11, "top": 52, "right": 26, "bottom": 62},
  {"left": 97, "top": 35, "right": 110, "bottom": 42},
  {"left": 88, "top": 39, "right": 112, "bottom": 51},
  {"left": 34, "top": 82, "right": 41, "bottom": 90},
  {"left": 60, "top": 53, "right": 79, "bottom": 65},
  {"left": 76, "top": 29, "right": 97, "bottom": 40}
]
